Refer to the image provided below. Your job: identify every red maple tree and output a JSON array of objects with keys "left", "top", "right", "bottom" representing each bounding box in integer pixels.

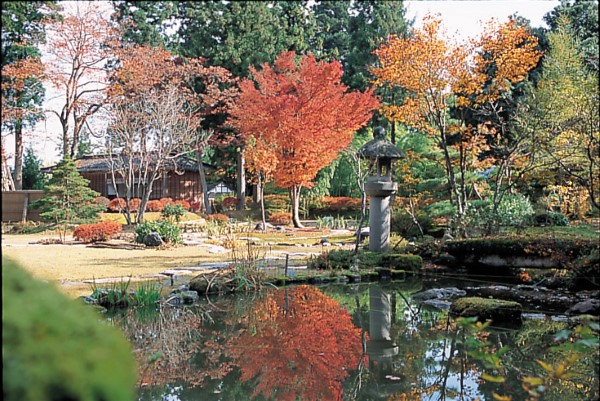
[{"left": 229, "top": 51, "right": 379, "bottom": 227}]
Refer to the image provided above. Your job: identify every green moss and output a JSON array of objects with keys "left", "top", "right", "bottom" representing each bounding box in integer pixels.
[
  {"left": 443, "top": 237, "right": 598, "bottom": 269},
  {"left": 450, "top": 296, "right": 522, "bottom": 324},
  {"left": 2, "top": 257, "right": 137, "bottom": 401},
  {"left": 382, "top": 254, "right": 423, "bottom": 271}
]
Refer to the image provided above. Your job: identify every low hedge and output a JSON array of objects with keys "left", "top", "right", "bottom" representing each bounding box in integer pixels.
[{"left": 2, "top": 257, "right": 136, "bottom": 401}]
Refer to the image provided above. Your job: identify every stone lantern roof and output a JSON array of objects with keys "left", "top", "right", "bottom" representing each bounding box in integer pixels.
[{"left": 356, "top": 126, "right": 404, "bottom": 161}]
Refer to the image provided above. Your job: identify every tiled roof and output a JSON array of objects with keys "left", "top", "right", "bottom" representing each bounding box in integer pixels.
[{"left": 42, "top": 154, "right": 215, "bottom": 173}]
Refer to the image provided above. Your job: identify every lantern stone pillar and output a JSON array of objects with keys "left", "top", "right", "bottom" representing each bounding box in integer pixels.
[{"left": 357, "top": 126, "right": 404, "bottom": 252}]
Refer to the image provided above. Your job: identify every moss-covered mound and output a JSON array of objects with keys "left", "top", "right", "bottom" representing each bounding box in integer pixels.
[
  {"left": 308, "top": 249, "right": 422, "bottom": 271},
  {"left": 2, "top": 257, "right": 137, "bottom": 401},
  {"left": 450, "top": 297, "right": 523, "bottom": 325},
  {"left": 443, "top": 237, "right": 598, "bottom": 269}
]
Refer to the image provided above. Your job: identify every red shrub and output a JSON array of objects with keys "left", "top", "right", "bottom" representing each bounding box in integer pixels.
[
  {"left": 92, "top": 196, "right": 110, "bottom": 212},
  {"left": 128, "top": 198, "right": 141, "bottom": 212},
  {"left": 188, "top": 199, "right": 202, "bottom": 213},
  {"left": 73, "top": 221, "right": 123, "bottom": 243},
  {"left": 269, "top": 212, "right": 292, "bottom": 226},
  {"left": 205, "top": 213, "right": 229, "bottom": 224},
  {"left": 108, "top": 198, "right": 127, "bottom": 212},
  {"left": 145, "top": 200, "right": 164, "bottom": 212},
  {"left": 315, "top": 196, "right": 361, "bottom": 214},
  {"left": 174, "top": 199, "right": 191, "bottom": 210},
  {"left": 160, "top": 197, "right": 174, "bottom": 207},
  {"left": 221, "top": 196, "right": 239, "bottom": 210}
]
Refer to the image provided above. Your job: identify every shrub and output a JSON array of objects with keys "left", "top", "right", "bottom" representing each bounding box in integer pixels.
[
  {"left": 188, "top": 199, "right": 202, "bottom": 213},
  {"left": 205, "top": 213, "right": 229, "bottom": 224},
  {"left": 145, "top": 200, "right": 164, "bottom": 212},
  {"left": 162, "top": 203, "right": 186, "bottom": 222},
  {"left": 128, "top": 198, "right": 141, "bottom": 212},
  {"left": 134, "top": 220, "right": 181, "bottom": 244},
  {"left": 549, "top": 211, "right": 569, "bottom": 226},
  {"left": 314, "top": 196, "right": 362, "bottom": 214},
  {"left": 73, "top": 221, "right": 122, "bottom": 243},
  {"left": 160, "top": 197, "right": 174, "bottom": 207},
  {"left": 269, "top": 212, "right": 292, "bottom": 226},
  {"left": 263, "top": 194, "right": 290, "bottom": 211},
  {"left": 174, "top": 199, "right": 191, "bottom": 210},
  {"left": 92, "top": 196, "right": 110, "bottom": 212},
  {"left": 3, "top": 257, "right": 136, "bottom": 401},
  {"left": 494, "top": 194, "right": 535, "bottom": 227},
  {"left": 221, "top": 196, "right": 240, "bottom": 211},
  {"left": 108, "top": 198, "right": 127, "bottom": 212},
  {"left": 392, "top": 209, "right": 433, "bottom": 238}
]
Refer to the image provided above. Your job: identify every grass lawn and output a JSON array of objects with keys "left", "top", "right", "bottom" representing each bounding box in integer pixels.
[{"left": 1, "top": 222, "right": 356, "bottom": 299}]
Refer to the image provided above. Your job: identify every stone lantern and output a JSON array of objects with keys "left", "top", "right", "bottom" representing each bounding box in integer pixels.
[{"left": 357, "top": 126, "right": 404, "bottom": 252}]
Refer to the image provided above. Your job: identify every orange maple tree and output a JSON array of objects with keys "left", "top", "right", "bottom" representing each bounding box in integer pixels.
[
  {"left": 220, "top": 285, "right": 365, "bottom": 401},
  {"left": 373, "top": 14, "right": 541, "bottom": 236},
  {"left": 43, "top": 3, "right": 118, "bottom": 158},
  {"left": 229, "top": 50, "right": 380, "bottom": 227}
]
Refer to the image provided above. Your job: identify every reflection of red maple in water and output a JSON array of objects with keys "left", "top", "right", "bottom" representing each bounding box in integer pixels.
[{"left": 225, "top": 285, "right": 364, "bottom": 401}]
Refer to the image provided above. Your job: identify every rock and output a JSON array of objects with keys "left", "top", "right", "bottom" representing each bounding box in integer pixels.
[
  {"left": 442, "top": 233, "right": 454, "bottom": 242},
  {"left": 567, "top": 299, "right": 600, "bottom": 316},
  {"left": 176, "top": 290, "right": 199, "bottom": 304},
  {"left": 422, "top": 299, "right": 452, "bottom": 310},
  {"left": 450, "top": 297, "right": 523, "bottom": 325},
  {"left": 143, "top": 232, "right": 164, "bottom": 247},
  {"left": 412, "top": 287, "right": 466, "bottom": 302},
  {"left": 79, "top": 295, "right": 98, "bottom": 305},
  {"left": 432, "top": 253, "right": 457, "bottom": 267},
  {"left": 357, "top": 227, "right": 369, "bottom": 241},
  {"left": 255, "top": 222, "right": 274, "bottom": 231}
]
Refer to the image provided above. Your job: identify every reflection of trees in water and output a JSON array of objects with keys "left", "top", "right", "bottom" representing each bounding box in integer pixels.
[
  {"left": 343, "top": 283, "right": 598, "bottom": 401},
  {"left": 114, "top": 303, "right": 221, "bottom": 389},
  {"left": 114, "top": 283, "right": 598, "bottom": 401},
  {"left": 212, "top": 285, "right": 365, "bottom": 401}
]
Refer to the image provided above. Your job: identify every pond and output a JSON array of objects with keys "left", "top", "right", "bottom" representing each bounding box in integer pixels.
[{"left": 109, "top": 277, "right": 599, "bottom": 401}]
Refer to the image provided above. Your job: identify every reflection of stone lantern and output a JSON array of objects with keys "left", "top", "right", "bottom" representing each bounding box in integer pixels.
[{"left": 357, "top": 126, "right": 404, "bottom": 252}]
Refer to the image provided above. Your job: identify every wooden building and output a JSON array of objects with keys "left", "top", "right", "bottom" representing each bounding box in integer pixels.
[{"left": 43, "top": 155, "right": 215, "bottom": 203}]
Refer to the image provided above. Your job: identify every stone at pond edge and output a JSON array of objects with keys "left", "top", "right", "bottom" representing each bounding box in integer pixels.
[
  {"left": 189, "top": 274, "right": 236, "bottom": 294},
  {"left": 567, "top": 299, "right": 600, "bottom": 315},
  {"left": 412, "top": 287, "right": 467, "bottom": 302},
  {"left": 143, "top": 232, "right": 164, "bottom": 247},
  {"left": 450, "top": 297, "right": 523, "bottom": 325}
]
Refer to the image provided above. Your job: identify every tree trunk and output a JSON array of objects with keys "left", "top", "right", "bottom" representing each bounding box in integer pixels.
[
  {"left": 196, "top": 148, "right": 211, "bottom": 214},
  {"left": 13, "top": 119, "right": 23, "bottom": 190},
  {"left": 289, "top": 185, "right": 304, "bottom": 228},
  {"left": 258, "top": 174, "right": 266, "bottom": 230},
  {"left": 236, "top": 151, "right": 246, "bottom": 211}
]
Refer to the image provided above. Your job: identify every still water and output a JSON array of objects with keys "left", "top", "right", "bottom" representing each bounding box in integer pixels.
[{"left": 110, "top": 278, "right": 598, "bottom": 401}]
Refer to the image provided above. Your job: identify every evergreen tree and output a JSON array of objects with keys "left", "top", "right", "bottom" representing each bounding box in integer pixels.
[
  {"left": 1, "top": 1, "right": 58, "bottom": 189},
  {"left": 311, "top": 0, "right": 351, "bottom": 61},
  {"left": 21, "top": 147, "right": 45, "bottom": 190},
  {"left": 544, "top": 0, "right": 599, "bottom": 72},
  {"left": 31, "top": 157, "right": 104, "bottom": 242},
  {"left": 111, "top": 0, "right": 179, "bottom": 48},
  {"left": 346, "top": 0, "right": 410, "bottom": 91}
]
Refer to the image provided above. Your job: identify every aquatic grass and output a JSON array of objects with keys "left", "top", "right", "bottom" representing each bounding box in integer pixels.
[
  {"left": 133, "top": 280, "right": 162, "bottom": 307},
  {"left": 89, "top": 276, "right": 135, "bottom": 309}
]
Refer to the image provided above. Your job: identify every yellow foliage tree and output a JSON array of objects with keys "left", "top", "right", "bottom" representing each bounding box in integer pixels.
[{"left": 373, "top": 14, "right": 542, "bottom": 236}]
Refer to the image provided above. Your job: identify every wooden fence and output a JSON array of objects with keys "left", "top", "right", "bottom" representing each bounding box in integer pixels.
[{"left": 2, "top": 191, "right": 44, "bottom": 222}]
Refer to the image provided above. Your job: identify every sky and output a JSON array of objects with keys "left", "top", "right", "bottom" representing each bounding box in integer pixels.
[{"left": 5, "top": 0, "right": 560, "bottom": 167}]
